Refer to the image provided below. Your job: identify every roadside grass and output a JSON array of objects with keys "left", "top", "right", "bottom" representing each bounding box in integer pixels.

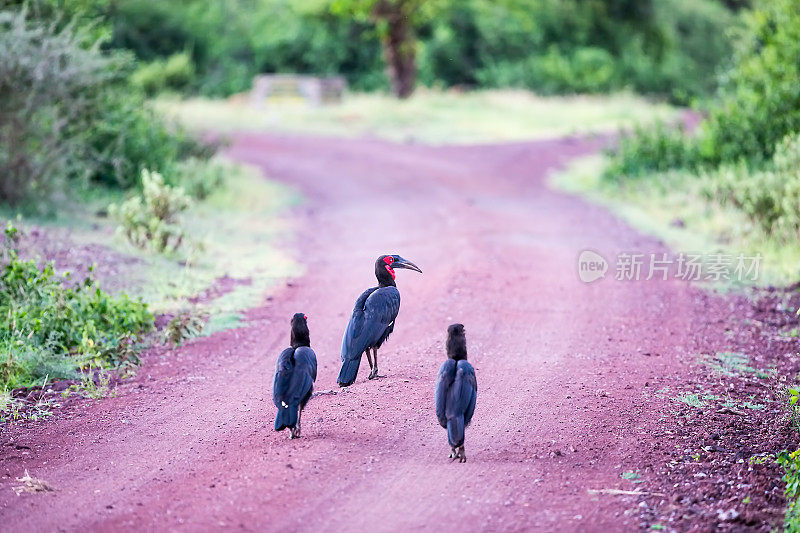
[
  {"left": 699, "top": 351, "right": 775, "bottom": 379},
  {"left": 130, "top": 160, "right": 300, "bottom": 315},
  {"left": 154, "top": 89, "right": 677, "bottom": 145},
  {"left": 1, "top": 158, "right": 298, "bottom": 417},
  {"left": 652, "top": 352, "right": 773, "bottom": 412},
  {"left": 551, "top": 155, "right": 800, "bottom": 288},
  {"left": 11, "top": 159, "right": 299, "bottom": 318}
]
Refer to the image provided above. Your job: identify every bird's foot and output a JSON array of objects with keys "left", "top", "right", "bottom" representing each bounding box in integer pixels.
[
  {"left": 457, "top": 446, "right": 467, "bottom": 463},
  {"left": 449, "top": 447, "right": 458, "bottom": 461},
  {"left": 289, "top": 427, "right": 300, "bottom": 439},
  {"left": 368, "top": 368, "right": 378, "bottom": 380}
]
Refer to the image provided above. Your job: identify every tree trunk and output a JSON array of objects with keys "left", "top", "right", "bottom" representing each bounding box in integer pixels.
[{"left": 373, "top": 1, "right": 416, "bottom": 99}]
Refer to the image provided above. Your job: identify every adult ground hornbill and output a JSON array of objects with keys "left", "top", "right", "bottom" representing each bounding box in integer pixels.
[
  {"left": 435, "top": 324, "right": 477, "bottom": 462},
  {"left": 337, "top": 254, "right": 422, "bottom": 386},
  {"left": 273, "top": 313, "right": 317, "bottom": 439}
]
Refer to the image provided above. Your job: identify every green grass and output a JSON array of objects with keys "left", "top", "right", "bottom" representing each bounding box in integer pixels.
[
  {"left": 700, "top": 352, "right": 775, "bottom": 379},
  {"left": 5, "top": 158, "right": 299, "bottom": 323},
  {"left": 674, "top": 393, "right": 718, "bottom": 408},
  {"left": 551, "top": 155, "right": 800, "bottom": 287},
  {"left": 155, "top": 89, "right": 677, "bottom": 145},
  {"left": 144, "top": 160, "right": 300, "bottom": 315}
]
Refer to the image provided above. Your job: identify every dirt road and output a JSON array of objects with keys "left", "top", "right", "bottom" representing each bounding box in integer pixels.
[{"left": 2, "top": 133, "right": 708, "bottom": 531}]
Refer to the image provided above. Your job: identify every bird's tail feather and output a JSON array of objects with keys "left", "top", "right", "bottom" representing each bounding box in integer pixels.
[
  {"left": 337, "top": 357, "right": 361, "bottom": 386},
  {"left": 447, "top": 416, "right": 465, "bottom": 447},
  {"left": 274, "top": 404, "right": 298, "bottom": 431}
]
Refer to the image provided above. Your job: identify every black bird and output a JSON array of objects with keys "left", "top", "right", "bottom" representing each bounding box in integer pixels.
[
  {"left": 435, "top": 324, "right": 477, "bottom": 462},
  {"left": 273, "top": 313, "right": 317, "bottom": 439},
  {"left": 337, "top": 254, "right": 422, "bottom": 386}
]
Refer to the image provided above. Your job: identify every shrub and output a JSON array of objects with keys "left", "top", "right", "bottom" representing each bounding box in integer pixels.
[
  {"left": 103, "top": 0, "right": 733, "bottom": 100},
  {"left": 109, "top": 169, "right": 192, "bottom": 252},
  {"left": 468, "top": 0, "right": 732, "bottom": 100},
  {"left": 0, "top": 9, "right": 120, "bottom": 204},
  {"left": 85, "top": 94, "right": 211, "bottom": 190},
  {"left": 604, "top": 122, "right": 701, "bottom": 180},
  {"left": 704, "top": 133, "right": 800, "bottom": 239},
  {"left": 701, "top": 0, "right": 800, "bottom": 165},
  {"left": 777, "top": 449, "right": 800, "bottom": 530},
  {"left": 167, "top": 157, "right": 226, "bottom": 200},
  {"left": 0, "top": 8, "right": 213, "bottom": 204},
  {"left": 613, "top": 0, "right": 800, "bottom": 176},
  {"left": 0, "top": 224, "right": 153, "bottom": 390},
  {"left": 161, "top": 310, "right": 207, "bottom": 346},
  {"left": 131, "top": 52, "right": 196, "bottom": 96}
]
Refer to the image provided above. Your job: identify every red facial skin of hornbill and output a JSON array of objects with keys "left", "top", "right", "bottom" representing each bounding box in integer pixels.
[
  {"left": 435, "top": 323, "right": 478, "bottom": 462},
  {"left": 273, "top": 313, "right": 317, "bottom": 439},
  {"left": 337, "top": 255, "right": 422, "bottom": 386}
]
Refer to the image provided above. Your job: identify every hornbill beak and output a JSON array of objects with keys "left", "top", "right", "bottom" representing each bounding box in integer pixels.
[{"left": 392, "top": 256, "right": 422, "bottom": 273}]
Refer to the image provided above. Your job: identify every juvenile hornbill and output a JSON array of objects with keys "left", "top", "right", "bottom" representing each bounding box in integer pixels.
[
  {"left": 273, "top": 313, "right": 317, "bottom": 439},
  {"left": 337, "top": 254, "right": 422, "bottom": 386},
  {"left": 435, "top": 324, "right": 477, "bottom": 462}
]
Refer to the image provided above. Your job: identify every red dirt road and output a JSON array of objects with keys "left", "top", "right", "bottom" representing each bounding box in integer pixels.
[{"left": 2, "top": 134, "right": 706, "bottom": 531}]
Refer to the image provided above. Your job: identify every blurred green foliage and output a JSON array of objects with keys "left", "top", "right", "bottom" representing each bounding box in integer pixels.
[
  {"left": 108, "top": 0, "right": 386, "bottom": 95},
  {"left": 606, "top": 0, "right": 800, "bottom": 241},
  {"left": 611, "top": 0, "right": 800, "bottom": 176},
  {"left": 0, "top": 4, "right": 213, "bottom": 205},
  {"left": 90, "top": 0, "right": 736, "bottom": 102},
  {"left": 605, "top": 122, "right": 701, "bottom": 178},
  {"left": 700, "top": 0, "right": 800, "bottom": 164},
  {"left": 132, "top": 52, "right": 196, "bottom": 96},
  {"left": 703, "top": 133, "right": 800, "bottom": 240}
]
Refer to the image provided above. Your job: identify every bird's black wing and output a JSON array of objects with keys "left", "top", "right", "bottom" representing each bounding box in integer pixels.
[
  {"left": 448, "top": 360, "right": 478, "bottom": 426},
  {"left": 273, "top": 347, "right": 296, "bottom": 408},
  {"left": 435, "top": 359, "right": 457, "bottom": 428},
  {"left": 294, "top": 346, "right": 317, "bottom": 383},
  {"left": 274, "top": 348, "right": 314, "bottom": 408},
  {"left": 338, "top": 286, "right": 401, "bottom": 385}
]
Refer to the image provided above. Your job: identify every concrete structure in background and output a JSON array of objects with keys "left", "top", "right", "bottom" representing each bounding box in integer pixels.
[{"left": 251, "top": 74, "right": 346, "bottom": 107}]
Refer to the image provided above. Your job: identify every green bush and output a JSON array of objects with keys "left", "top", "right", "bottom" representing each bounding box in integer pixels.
[
  {"left": 604, "top": 122, "right": 701, "bottom": 180},
  {"left": 609, "top": 0, "right": 800, "bottom": 179},
  {"left": 0, "top": 8, "right": 213, "bottom": 203},
  {"left": 533, "top": 46, "right": 617, "bottom": 94},
  {"left": 777, "top": 449, "right": 800, "bottom": 531},
  {"left": 86, "top": 94, "right": 212, "bottom": 189},
  {"left": 0, "top": 224, "right": 153, "bottom": 390},
  {"left": 167, "top": 158, "right": 226, "bottom": 200},
  {"left": 131, "top": 52, "right": 196, "bottom": 96},
  {"left": 641, "top": 0, "right": 736, "bottom": 103},
  {"left": 704, "top": 133, "right": 800, "bottom": 239},
  {"left": 701, "top": 0, "right": 800, "bottom": 165},
  {"left": 0, "top": 9, "right": 120, "bottom": 204},
  {"left": 100, "top": 0, "right": 734, "bottom": 100},
  {"left": 466, "top": 0, "right": 732, "bottom": 100},
  {"left": 109, "top": 169, "right": 192, "bottom": 252}
]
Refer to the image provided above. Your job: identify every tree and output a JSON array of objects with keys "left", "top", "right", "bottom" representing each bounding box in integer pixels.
[{"left": 332, "top": 0, "right": 439, "bottom": 98}]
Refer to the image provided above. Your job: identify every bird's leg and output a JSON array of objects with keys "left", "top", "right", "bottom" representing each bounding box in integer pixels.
[
  {"left": 369, "top": 348, "right": 379, "bottom": 379},
  {"left": 295, "top": 407, "right": 303, "bottom": 438},
  {"left": 365, "top": 348, "right": 374, "bottom": 378},
  {"left": 449, "top": 446, "right": 458, "bottom": 460},
  {"left": 458, "top": 445, "right": 467, "bottom": 463}
]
